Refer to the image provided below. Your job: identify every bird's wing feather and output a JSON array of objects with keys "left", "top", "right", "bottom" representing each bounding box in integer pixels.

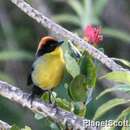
[
  {"left": 27, "top": 73, "right": 33, "bottom": 85},
  {"left": 27, "top": 66, "right": 34, "bottom": 86}
]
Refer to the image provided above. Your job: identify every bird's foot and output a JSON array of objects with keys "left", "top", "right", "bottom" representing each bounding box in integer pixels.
[
  {"left": 51, "top": 102, "right": 59, "bottom": 115},
  {"left": 27, "top": 93, "right": 34, "bottom": 107}
]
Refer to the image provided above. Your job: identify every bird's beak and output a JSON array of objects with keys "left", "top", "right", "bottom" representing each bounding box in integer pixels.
[{"left": 58, "top": 40, "right": 64, "bottom": 46}]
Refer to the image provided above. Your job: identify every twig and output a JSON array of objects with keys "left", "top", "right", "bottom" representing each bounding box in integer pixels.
[
  {"left": 0, "top": 80, "right": 99, "bottom": 130},
  {"left": 10, "top": 0, "right": 128, "bottom": 72},
  {"left": 0, "top": 120, "right": 11, "bottom": 130}
]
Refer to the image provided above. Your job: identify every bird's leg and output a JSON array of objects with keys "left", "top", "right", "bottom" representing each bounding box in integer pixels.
[
  {"left": 28, "top": 85, "right": 44, "bottom": 106},
  {"left": 28, "top": 90, "right": 35, "bottom": 106}
]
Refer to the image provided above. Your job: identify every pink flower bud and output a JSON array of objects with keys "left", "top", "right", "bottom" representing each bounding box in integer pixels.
[{"left": 84, "top": 25, "right": 103, "bottom": 45}]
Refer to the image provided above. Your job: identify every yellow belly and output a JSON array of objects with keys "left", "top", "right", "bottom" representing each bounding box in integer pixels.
[{"left": 32, "top": 49, "right": 65, "bottom": 90}]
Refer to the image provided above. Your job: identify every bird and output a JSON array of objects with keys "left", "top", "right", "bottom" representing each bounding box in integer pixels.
[{"left": 27, "top": 36, "right": 65, "bottom": 103}]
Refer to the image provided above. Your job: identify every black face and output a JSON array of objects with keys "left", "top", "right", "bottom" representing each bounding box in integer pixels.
[{"left": 36, "top": 40, "right": 63, "bottom": 57}]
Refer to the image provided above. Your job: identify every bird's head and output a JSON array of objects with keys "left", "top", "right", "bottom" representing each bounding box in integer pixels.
[{"left": 36, "top": 36, "right": 64, "bottom": 57}]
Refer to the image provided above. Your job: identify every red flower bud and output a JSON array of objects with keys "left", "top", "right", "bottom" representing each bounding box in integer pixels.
[{"left": 84, "top": 25, "right": 103, "bottom": 45}]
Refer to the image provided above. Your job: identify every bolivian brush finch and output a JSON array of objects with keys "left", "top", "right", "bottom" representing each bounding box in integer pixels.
[{"left": 27, "top": 36, "right": 65, "bottom": 103}]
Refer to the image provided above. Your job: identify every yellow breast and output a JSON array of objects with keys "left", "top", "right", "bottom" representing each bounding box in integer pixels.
[{"left": 32, "top": 47, "right": 65, "bottom": 90}]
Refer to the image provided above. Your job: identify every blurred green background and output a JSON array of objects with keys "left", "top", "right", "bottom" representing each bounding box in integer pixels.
[{"left": 0, "top": 0, "right": 130, "bottom": 129}]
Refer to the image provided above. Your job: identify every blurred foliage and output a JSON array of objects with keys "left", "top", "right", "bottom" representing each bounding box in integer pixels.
[
  {"left": 0, "top": 72, "right": 15, "bottom": 84},
  {"left": 0, "top": 50, "right": 33, "bottom": 61},
  {"left": 53, "top": 0, "right": 130, "bottom": 43},
  {"left": 96, "top": 84, "right": 130, "bottom": 100},
  {"left": 100, "top": 71, "right": 130, "bottom": 84},
  {"left": 93, "top": 98, "right": 129, "bottom": 120},
  {"left": 94, "top": 71, "right": 130, "bottom": 129}
]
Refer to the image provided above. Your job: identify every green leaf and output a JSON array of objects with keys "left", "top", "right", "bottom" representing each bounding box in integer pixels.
[
  {"left": 93, "top": 98, "right": 129, "bottom": 120},
  {"left": 51, "top": 91, "right": 57, "bottom": 104},
  {"left": 112, "top": 58, "right": 130, "bottom": 68},
  {"left": 62, "top": 39, "right": 70, "bottom": 53},
  {"left": 11, "top": 125, "right": 20, "bottom": 130},
  {"left": 50, "top": 123, "right": 59, "bottom": 130},
  {"left": 53, "top": 14, "right": 80, "bottom": 26},
  {"left": 65, "top": 51, "right": 80, "bottom": 78},
  {"left": 80, "top": 52, "right": 96, "bottom": 87},
  {"left": 56, "top": 98, "right": 74, "bottom": 111},
  {"left": 94, "top": 0, "right": 108, "bottom": 17},
  {"left": 41, "top": 92, "right": 49, "bottom": 103},
  {"left": 34, "top": 113, "right": 44, "bottom": 120},
  {"left": 74, "top": 102, "right": 86, "bottom": 117},
  {"left": 21, "top": 126, "right": 32, "bottom": 130},
  {"left": 103, "top": 28, "right": 130, "bottom": 43},
  {"left": 100, "top": 71, "right": 130, "bottom": 84},
  {"left": 67, "top": 0, "right": 83, "bottom": 17},
  {"left": 68, "top": 40, "right": 82, "bottom": 58},
  {"left": 86, "top": 88, "right": 94, "bottom": 104},
  {"left": 68, "top": 74, "right": 88, "bottom": 102},
  {"left": 116, "top": 107, "right": 130, "bottom": 121},
  {"left": 41, "top": 91, "right": 57, "bottom": 104},
  {"left": 96, "top": 84, "right": 130, "bottom": 100},
  {"left": 0, "top": 50, "right": 33, "bottom": 61}
]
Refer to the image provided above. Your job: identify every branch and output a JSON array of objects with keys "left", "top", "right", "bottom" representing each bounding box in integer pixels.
[
  {"left": 10, "top": 0, "right": 128, "bottom": 72},
  {"left": 0, "top": 120, "right": 11, "bottom": 130},
  {"left": 0, "top": 80, "right": 100, "bottom": 130}
]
